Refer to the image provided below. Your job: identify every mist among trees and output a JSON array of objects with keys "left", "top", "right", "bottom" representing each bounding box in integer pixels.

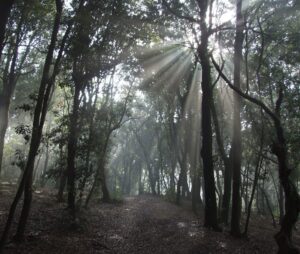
[{"left": 0, "top": 0, "right": 299, "bottom": 253}]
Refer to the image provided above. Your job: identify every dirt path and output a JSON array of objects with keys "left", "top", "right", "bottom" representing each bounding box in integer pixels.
[{"left": 0, "top": 187, "right": 298, "bottom": 253}]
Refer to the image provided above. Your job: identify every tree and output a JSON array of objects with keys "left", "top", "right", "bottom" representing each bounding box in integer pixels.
[
  {"left": 230, "top": 0, "right": 244, "bottom": 237},
  {"left": 0, "top": 0, "right": 65, "bottom": 247},
  {"left": 196, "top": 0, "right": 220, "bottom": 230},
  {"left": 163, "top": 0, "right": 220, "bottom": 230},
  {"left": 212, "top": 55, "right": 300, "bottom": 254},
  {"left": 0, "top": 1, "right": 40, "bottom": 175}
]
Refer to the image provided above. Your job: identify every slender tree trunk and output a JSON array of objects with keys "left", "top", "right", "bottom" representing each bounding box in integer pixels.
[
  {"left": 197, "top": 0, "right": 219, "bottom": 229},
  {"left": 279, "top": 183, "right": 285, "bottom": 224},
  {"left": 14, "top": 170, "right": 33, "bottom": 241},
  {"left": 78, "top": 92, "right": 98, "bottom": 205},
  {"left": 260, "top": 186, "right": 277, "bottom": 228},
  {"left": 0, "top": 99, "right": 9, "bottom": 176},
  {"left": 155, "top": 165, "right": 160, "bottom": 195},
  {"left": 39, "top": 143, "right": 50, "bottom": 186},
  {"left": 84, "top": 169, "right": 99, "bottom": 208},
  {"left": 57, "top": 143, "right": 66, "bottom": 201},
  {"left": 182, "top": 167, "right": 190, "bottom": 199},
  {"left": 211, "top": 18, "right": 300, "bottom": 254},
  {"left": 176, "top": 172, "right": 182, "bottom": 205},
  {"left": 0, "top": 1, "right": 63, "bottom": 249},
  {"left": 244, "top": 131, "right": 263, "bottom": 235},
  {"left": 170, "top": 163, "right": 176, "bottom": 195},
  {"left": 57, "top": 170, "right": 67, "bottom": 202},
  {"left": 231, "top": 0, "right": 244, "bottom": 237},
  {"left": 244, "top": 163, "right": 249, "bottom": 213},
  {"left": 67, "top": 84, "right": 81, "bottom": 211},
  {"left": 211, "top": 99, "right": 232, "bottom": 224},
  {"left": 215, "top": 166, "right": 223, "bottom": 215},
  {"left": 100, "top": 165, "right": 110, "bottom": 202},
  {"left": 138, "top": 163, "right": 143, "bottom": 195},
  {"left": 192, "top": 172, "right": 201, "bottom": 214}
]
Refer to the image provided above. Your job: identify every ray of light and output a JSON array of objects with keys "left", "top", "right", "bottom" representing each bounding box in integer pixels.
[
  {"left": 163, "top": 50, "right": 194, "bottom": 92},
  {"left": 140, "top": 47, "right": 191, "bottom": 90}
]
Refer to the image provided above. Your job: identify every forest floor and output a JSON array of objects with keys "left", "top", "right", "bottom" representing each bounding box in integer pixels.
[{"left": 0, "top": 183, "right": 300, "bottom": 254}]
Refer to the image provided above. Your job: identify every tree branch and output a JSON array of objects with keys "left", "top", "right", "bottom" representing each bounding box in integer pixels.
[
  {"left": 162, "top": 0, "right": 200, "bottom": 23},
  {"left": 210, "top": 55, "right": 280, "bottom": 125}
]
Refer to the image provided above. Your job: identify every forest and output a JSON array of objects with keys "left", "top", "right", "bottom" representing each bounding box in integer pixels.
[{"left": 0, "top": 0, "right": 299, "bottom": 253}]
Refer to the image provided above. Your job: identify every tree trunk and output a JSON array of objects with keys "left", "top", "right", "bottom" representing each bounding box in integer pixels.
[
  {"left": 100, "top": 166, "right": 110, "bottom": 202},
  {"left": 85, "top": 171, "right": 98, "bottom": 208},
  {"left": 231, "top": 0, "right": 244, "bottom": 237},
  {"left": 211, "top": 18, "right": 300, "bottom": 254},
  {"left": 66, "top": 83, "right": 81, "bottom": 211},
  {"left": 192, "top": 172, "right": 201, "bottom": 214},
  {"left": 273, "top": 123, "right": 300, "bottom": 254},
  {"left": 138, "top": 163, "right": 144, "bottom": 195},
  {"left": 57, "top": 170, "right": 67, "bottom": 202},
  {"left": 0, "top": 1, "right": 63, "bottom": 249},
  {"left": 0, "top": 99, "right": 9, "bottom": 176},
  {"left": 39, "top": 143, "right": 50, "bottom": 186},
  {"left": 176, "top": 172, "right": 182, "bottom": 205},
  {"left": 14, "top": 170, "right": 33, "bottom": 241},
  {"left": 170, "top": 163, "right": 176, "bottom": 195},
  {"left": 197, "top": 0, "right": 219, "bottom": 229},
  {"left": 279, "top": 183, "right": 285, "bottom": 224},
  {"left": 260, "top": 186, "right": 277, "bottom": 228},
  {"left": 211, "top": 98, "right": 232, "bottom": 224},
  {"left": 244, "top": 137, "right": 263, "bottom": 235}
]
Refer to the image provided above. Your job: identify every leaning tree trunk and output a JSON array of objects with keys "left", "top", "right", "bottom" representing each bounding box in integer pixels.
[
  {"left": 14, "top": 169, "right": 33, "bottom": 241},
  {"left": 273, "top": 123, "right": 300, "bottom": 254},
  {"left": 0, "top": 1, "right": 63, "bottom": 249},
  {"left": 211, "top": 54, "right": 300, "bottom": 254}
]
